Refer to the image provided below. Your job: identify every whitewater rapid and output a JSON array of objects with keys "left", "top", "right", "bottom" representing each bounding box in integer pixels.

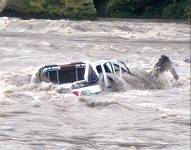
[{"left": 0, "top": 17, "right": 190, "bottom": 150}]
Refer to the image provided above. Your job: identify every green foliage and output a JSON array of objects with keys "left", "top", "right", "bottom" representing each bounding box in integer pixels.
[
  {"left": 2, "top": 0, "right": 191, "bottom": 19},
  {"left": 28, "top": 0, "right": 96, "bottom": 19},
  {"left": 186, "top": 5, "right": 191, "bottom": 18},
  {"left": 4, "top": 0, "right": 96, "bottom": 20},
  {"left": 94, "top": 0, "right": 191, "bottom": 19},
  {"left": 93, "top": 0, "right": 107, "bottom": 16},
  {"left": 162, "top": 0, "right": 191, "bottom": 19}
]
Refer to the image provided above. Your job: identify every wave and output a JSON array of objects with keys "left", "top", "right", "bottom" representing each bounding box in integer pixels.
[{"left": 106, "top": 69, "right": 178, "bottom": 92}]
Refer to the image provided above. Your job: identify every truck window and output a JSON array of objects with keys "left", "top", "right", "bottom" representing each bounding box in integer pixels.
[
  {"left": 45, "top": 70, "right": 58, "bottom": 83},
  {"left": 113, "top": 63, "right": 120, "bottom": 73},
  {"left": 43, "top": 65, "right": 86, "bottom": 84},
  {"left": 59, "top": 65, "right": 85, "bottom": 84},
  {"left": 104, "top": 63, "right": 113, "bottom": 73},
  {"left": 88, "top": 65, "right": 99, "bottom": 83},
  {"left": 59, "top": 67, "right": 76, "bottom": 84},
  {"left": 77, "top": 67, "right": 85, "bottom": 81},
  {"left": 119, "top": 61, "right": 131, "bottom": 74},
  {"left": 96, "top": 65, "right": 102, "bottom": 74}
]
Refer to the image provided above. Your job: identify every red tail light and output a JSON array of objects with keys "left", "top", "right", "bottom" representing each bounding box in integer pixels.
[{"left": 73, "top": 91, "right": 80, "bottom": 97}]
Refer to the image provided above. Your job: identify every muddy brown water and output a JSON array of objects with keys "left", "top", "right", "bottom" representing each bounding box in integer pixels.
[{"left": 0, "top": 17, "right": 190, "bottom": 150}]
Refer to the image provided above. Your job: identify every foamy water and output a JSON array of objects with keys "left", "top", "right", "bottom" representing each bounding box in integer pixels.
[{"left": 0, "top": 17, "right": 190, "bottom": 150}]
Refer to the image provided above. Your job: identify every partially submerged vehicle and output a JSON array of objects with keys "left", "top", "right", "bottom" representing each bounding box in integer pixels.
[
  {"left": 36, "top": 59, "right": 131, "bottom": 96},
  {"left": 35, "top": 55, "right": 179, "bottom": 96}
]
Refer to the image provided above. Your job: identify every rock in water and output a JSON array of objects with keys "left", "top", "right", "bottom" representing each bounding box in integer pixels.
[{"left": 1, "top": 0, "right": 96, "bottom": 19}]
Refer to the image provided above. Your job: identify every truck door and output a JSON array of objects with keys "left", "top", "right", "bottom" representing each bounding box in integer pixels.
[
  {"left": 111, "top": 61, "right": 131, "bottom": 77},
  {"left": 96, "top": 63, "right": 112, "bottom": 88},
  {"left": 111, "top": 62, "right": 122, "bottom": 77},
  {"left": 102, "top": 63, "right": 113, "bottom": 88}
]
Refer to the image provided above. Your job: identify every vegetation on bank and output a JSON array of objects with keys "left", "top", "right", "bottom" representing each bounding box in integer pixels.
[
  {"left": 4, "top": 0, "right": 96, "bottom": 19},
  {"left": 95, "top": 0, "right": 191, "bottom": 19},
  {"left": 1, "top": 0, "right": 191, "bottom": 19}
]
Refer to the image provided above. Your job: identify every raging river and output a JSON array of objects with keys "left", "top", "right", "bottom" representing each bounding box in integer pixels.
[{"left": 0, "top": 17, "right": 190, "bottom": 150}]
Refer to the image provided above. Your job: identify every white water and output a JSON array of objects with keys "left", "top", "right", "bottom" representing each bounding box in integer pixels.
[{"left": 0, "top": 17, "right": 190, "bottom": 150}]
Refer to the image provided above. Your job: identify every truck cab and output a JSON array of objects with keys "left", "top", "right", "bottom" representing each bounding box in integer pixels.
[{"left": 37, "top": 59, "right": 130, "bottom": 96}]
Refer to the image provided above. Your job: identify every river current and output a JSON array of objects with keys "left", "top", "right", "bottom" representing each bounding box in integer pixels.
[{"left": 0, "top": 17, "right": 190, "bottom": 150}]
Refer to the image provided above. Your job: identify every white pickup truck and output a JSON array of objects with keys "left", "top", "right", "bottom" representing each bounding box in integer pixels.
[{"left": 36, "top": 59, "right": 131, "bottom": 96}]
